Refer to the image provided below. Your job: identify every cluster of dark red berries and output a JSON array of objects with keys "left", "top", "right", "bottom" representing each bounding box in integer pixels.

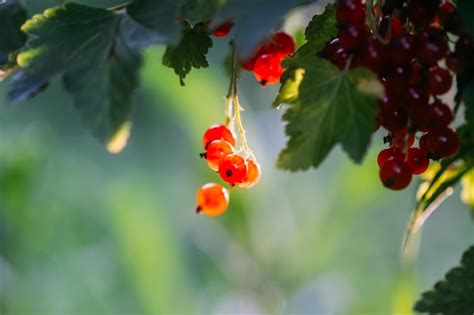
[
  {"left": 196, "top": 125, "right": 261, "bottom": 216},
  {"left": 322, "top": 0, "right": 469, "bottom": 190}
]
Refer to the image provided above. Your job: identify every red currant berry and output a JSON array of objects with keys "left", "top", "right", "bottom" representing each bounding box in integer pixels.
[
  {"left": 253, "top": 53, "right": 284, "bottom": 86},
  {"left": 425, "top": 100, "right": 453, "bottom": 129},
  {"left": 405, "top": 85, "right": 430, "bottom": 107},
  {"left": 202, "top": 125, "right": 236, "bottom": 149},
  {"left": 360, "top": 39, "right": 386, "bottom": 73},
  {"left": 419, "top": 133, "right": 428, "bottom": 151},
  {"left": 428, "top": 66, "right": 452, "bottom": 95},
  {"left": 409, "top": 105, "right": 430, "bottom": 132},
  {"left": 423, "top": 127, "right": 460, "bottom": 159},
  {"left": 218, "top": 154, "right": 248, "bottom": 184},
  {"left": 377, "top": 146, "right": 405, "bottom": 168},
  {"left": 212, "top": 20, "right": 233, "bottom": 37},
  {"left": 379, "top": 159, "right": 412, "bottom": 190},
  {"left": 379, "top": 98, "right": 408, "bottom": 132},
  {"left": 418, "top": 27, "right": 449, "bottom": 64},
  {"left": 237, "top": 159, "right": 261, "bottom": 189},
  {"left": 390, "top": 16, "right": 403, "bottom": 38},
  {"left": 406, "top": 147, "right": 430, "bottom": 175},
  {"left": 446, "top": 53, "right": 464, "bottom": 74},
  {"left": 204, "top": 140, "right": 234, "bottom": 171},
  {"left": 269, "top": 31, "right": 296, "bottom": 56},
  {"left": 339, "top": 24, "right": 369, "bottom": 51},
  {"left": 336, "top": 0, "right": 366, "bottom": 26},
  {"left": 390, "top": 33, "right": 418, "bottom": 65},
  {"left": 196, "top": 183, "right": 229, "bottom": 217},
  {"left": 439, "top": 2, "right": 461, "bottom": 34}
]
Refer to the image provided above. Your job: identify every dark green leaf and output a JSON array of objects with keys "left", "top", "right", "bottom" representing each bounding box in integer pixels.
[
  {"left": 275, "top": 4, "right": 337, "bottom": 106},
  {"left": 7, "top": 70, "right": 49, "bottom": 104},
  {"left": 127, "top": 0, "right": 179, "bottom": 45},
  {"left": 17, "top": 3, "right": 119, "bottom": 78},
  {"left": 0, "top": 0, "right": 27, "bottom": 53},
  {"left": 120, "top": 13, "right": 171, "bottom": 50},
  {"left": 277, "top": 59, "right": 381, "bottom": 170},
  {"left": 457, "top": 0, "right": 474, "bottom": 36},
  {"left": 63, "top": 35, "right": 142, "bottom": 153},
  {"left": 162, "top": 22, "right": 212, "bottom": 85},
  {"left": 414, "top": 246, "right": 474, "bottom": 314}
]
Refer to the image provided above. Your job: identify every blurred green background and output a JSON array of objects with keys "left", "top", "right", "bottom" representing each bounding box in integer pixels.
[{"left": 0, "top": 1, "right": 473, "bottom": 314}]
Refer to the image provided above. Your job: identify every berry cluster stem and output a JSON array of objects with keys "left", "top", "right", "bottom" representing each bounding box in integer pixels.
[{"left": 226, "top": 41, "right": 253, "bottom": 158}]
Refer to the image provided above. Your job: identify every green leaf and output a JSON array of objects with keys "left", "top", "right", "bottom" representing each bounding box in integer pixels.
[
  {"left": 162, "top": 21, "right": 212, "bottom": 85},
  {"left": 179, "top": 0, "right": 222, "bottom": 24},
  {"left": 17, "top": 3, "right": 120, "bottom": 78},
  {"left": 414, "top": 246, "right": 474, "bottom": 314},
  {"left": 457, "top": 0, "right": 474, "bottom": 36},
  {"left": 0, "top": 0, "right": 27, "bottom": 53},
  {"left": 277, "top": 59, "right": 381, "bottom": 170},
  {"left": 63, "top": 35, "right": 142, "bottom": 153},
  {"left": 275, "top": 4, "right": 337, "bottom": 106},
  {"left": 10, "top": 3, "right": 143, "bottom": 153},
  {"left": 127, "top": 0, "right": 179, "bottom": 45}
]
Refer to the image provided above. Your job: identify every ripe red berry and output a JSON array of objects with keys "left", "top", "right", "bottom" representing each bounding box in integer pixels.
[
  {"left": 390, "top": 33, "right": 418, "bottom": 65},
  {"left": 405, "top": 85, "right": 430, "bottom": 107},
  {"left": 389, "top": 16, "right": 403, "bottom": 38},
  {"left": 339, "top": 24, "right": 369, "bottom": 51},
  {"left": 204, "top": 140, "right": 234, "bottom": 171},
  {"left": 428, "top": 66, "right": 452, "bottom": 95},
  {"left": 360, "top": 39, "right": 386, "bottom": 72},
  {"left": 423, "top": 127, "right": 460, "bottom": 159},
  {"left": 218, "top": 154, "right": 248, "bottom": 184},
  {"left": 446, "top": 53, "right": 464, "bottom": 74},
  {"left": 253, "top": 53, "right": 285, "bottom": 86},
  {"left": 269, "top": 31, "right": 296, "bottom": 56},
  {"left": 336, "top": 0, "right": 366, "bottom": 26},
  {"left": 202, "top": 125, "right": 236, "bottom": 149},
  {"left": 377, "top": 146, "right": 405, "bottom": 168},
  {"left": 212, "top": 20, "right": 233, "bottom": 37},
  {"left": 418, "top": 27, "right": 449, "bottom": 64},
  {"left": 379, "top": 103, "right": 408, "bottom": 132},
  {"left": 196, "top": 183, "right": 229, "bottom": 217},
  {"left": 379, "top": 159, "right": 412, "bottom": 190},
  {"left": 237, "top": 159, "right": 261, "bottom": 189},
  {"left": 406, "top": 147, "right": 430, "bottom": 175},
  {"left": 425, "top": 100, "right": 453, "bottom": 129}
]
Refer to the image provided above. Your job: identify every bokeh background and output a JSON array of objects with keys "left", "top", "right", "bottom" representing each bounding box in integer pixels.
[{"left": 0, "top": 1, "right": 473, "bottom": 314}]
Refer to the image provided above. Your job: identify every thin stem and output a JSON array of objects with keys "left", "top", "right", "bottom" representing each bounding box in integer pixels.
[
  {"left": 225, "top": 41, "right": 237, "bottom": 126},
  {"left": 225, "top": 40, "right": 253, "bottom": 158},
  {"left": 233, "top": 95, "right": 253, "bottom": 157}
]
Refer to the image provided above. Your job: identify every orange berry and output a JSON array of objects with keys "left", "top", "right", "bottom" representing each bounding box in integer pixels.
[
  {"left": 204, "top": 140, "right": 234, "bottom": 171},
  {"left": 196, "top": 183, "right": 229, "bottom": 217},
  {"left": 237, "top": 159, "right": 261, "bottom": 189},
  {"left": 218, "top": 154, "right": 248, "bottom": 184},
  {"left": 202, "top": 125, "right": 236, "bottom": 149}
]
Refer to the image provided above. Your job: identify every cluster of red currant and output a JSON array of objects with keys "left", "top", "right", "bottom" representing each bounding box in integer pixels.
[
  {"left": 196, "top": 124, "right": 261, "bottom": 217},
  {"left": 238, "top": 31, "right": 296, "bottom": 86},
  {"left": 211, "top": 20, "right": 296, "bottom": 86},
  {"left": 322, "top": 0, "right": 469, "bottom": 190}
]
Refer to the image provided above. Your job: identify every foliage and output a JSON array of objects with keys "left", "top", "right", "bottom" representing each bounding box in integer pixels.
[{"left": 414, "top": 246, "right": 474, "bottom": 314}]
